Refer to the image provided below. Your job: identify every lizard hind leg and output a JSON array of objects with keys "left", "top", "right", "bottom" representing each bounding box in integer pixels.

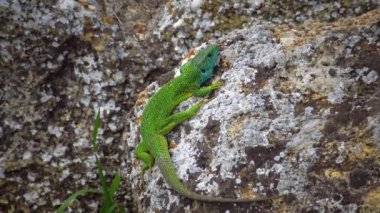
[{"left": 135, "top": 142, "right": 154, "bottom": 171}]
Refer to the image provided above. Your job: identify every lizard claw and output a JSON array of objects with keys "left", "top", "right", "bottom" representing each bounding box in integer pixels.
[
  {"left": 211, "top": 80, "right": 224, "bottom": 89},
  {"left": 199, "top": 98, "right": 209, "bottom": 105}
]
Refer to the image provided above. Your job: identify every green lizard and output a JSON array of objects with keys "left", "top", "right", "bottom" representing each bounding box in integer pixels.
[{"left": 135, "top": 44, "right": 273, "bottom": 202}]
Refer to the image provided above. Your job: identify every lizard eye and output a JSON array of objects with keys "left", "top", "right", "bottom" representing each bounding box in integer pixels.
[
  {"left": 201, "top": 68, "right": 206, "bottom": 73},
  {"left": 207, "top": 53, "right": 212, "bottom": 57}
]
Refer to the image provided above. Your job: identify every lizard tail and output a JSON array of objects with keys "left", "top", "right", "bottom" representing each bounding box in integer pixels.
[{"left": 156, "top": 156, "right": 275, "bottom": 203}]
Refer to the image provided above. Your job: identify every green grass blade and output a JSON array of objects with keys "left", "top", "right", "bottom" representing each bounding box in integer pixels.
[
  {"left": 105, "top": 203, "right": 118, "bottom": 213},
  {"left": 91, "top": 111, "right": 112, "bottom": 208},
  {"left": 57, "top": 188, "right": 98, "bottom": 213},
  {"left": 95, "top": 156, "right": 111, "bottom": 206},
  {"left": 92, "top": 110, "right": 101, "bottom": 147},
  {"left": 90, "top": 110, "right": 125, "bottom": 212},
  {"left": 109, "top": 173, "right": 121, "bottom": 198},
  {"left": 117, "top": 205, "right": 126, "bottom": 213},
  {"left": 57, "top": 110, "right": 125, "bottom": 212}
]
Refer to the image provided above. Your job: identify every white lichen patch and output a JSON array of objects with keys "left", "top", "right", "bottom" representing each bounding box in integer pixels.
[
  {"left": 23, "top": 151, "right": 32, "bottom": 160},
  {"left": 195, "top": 173, "right": 221, "bottom": 194},
  {"left": 0, "top": 157, "right": 4, "bottom": 179},
  {"left": 287, "top": 119, "right": 324, "bottom": 149},
  {"left": 53, "top": 144, "right": 68, "bottom": 157},
  {"left": 356, "top": 67, "right": 379, "bottom": 84},
  {"left": 23, "top": 190, "right": 39, "bottom": 204},
  {"left": 57, "top": 0, "right": 77, "bottom": 10},
  {"left": 143, "top": 166, "right": 181, "bottom": 210},
  {"left": 47, "top": 125, "right": 64, "bottom": 138},
  {"left": 327, "top": 82, "right": 346, "bottom": 104},
  {"left": 171, "top": 129, "right": 202, "bottom": 180},
  {"left": 373, "top": 122, "right": 380, "bottom": 149}
]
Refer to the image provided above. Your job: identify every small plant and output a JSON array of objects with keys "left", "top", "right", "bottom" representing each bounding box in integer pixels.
[{"left": 57, "top": 111, "right": 125, "bottom": 213}]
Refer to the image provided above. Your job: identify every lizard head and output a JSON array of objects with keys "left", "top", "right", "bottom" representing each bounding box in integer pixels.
[{"left": 180, "top": 44, "right": 220, "bottom": 85}]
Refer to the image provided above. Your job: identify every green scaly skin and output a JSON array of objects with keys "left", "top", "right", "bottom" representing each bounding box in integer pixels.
[{"left": 135, "top": 45, "right": 273, "bottom": 202}]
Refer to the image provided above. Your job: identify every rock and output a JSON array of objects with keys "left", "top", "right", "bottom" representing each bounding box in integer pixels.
[{"left": 127, "top": 8, "right": 380, "bottom": 212}]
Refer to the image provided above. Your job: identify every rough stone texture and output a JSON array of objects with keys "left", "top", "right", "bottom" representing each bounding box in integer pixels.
[
  {"left": 1, "top": 0, "right": 379, "bottom": 212},
  {"left": 126, "top": 8, "right": 380, "bottom": 213}
]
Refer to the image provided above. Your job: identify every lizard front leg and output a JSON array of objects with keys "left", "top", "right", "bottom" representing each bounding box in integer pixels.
[
  {"left": 193, "top": 81, "right": 223, "bottom": 97},
  {"left": 158, "top": 99, "right": 208, "bottom": 135}
]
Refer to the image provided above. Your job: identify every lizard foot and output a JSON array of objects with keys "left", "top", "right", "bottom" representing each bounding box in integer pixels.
[{"left": 211, "top": 80, "right": 224, "bottom": 89}]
